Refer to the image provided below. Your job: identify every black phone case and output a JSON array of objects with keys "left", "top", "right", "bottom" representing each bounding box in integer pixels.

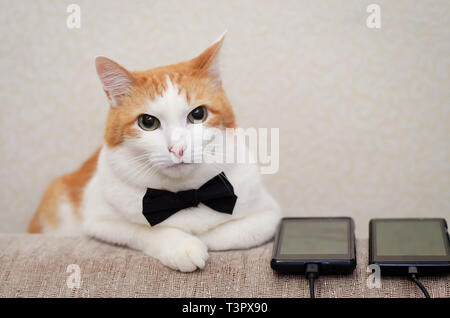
[
  {"left": 369, "top": 218, "right": 450, "bottom": 275},
  {"left": 271, "top": 217, "right": 357, "bottom": 274}
]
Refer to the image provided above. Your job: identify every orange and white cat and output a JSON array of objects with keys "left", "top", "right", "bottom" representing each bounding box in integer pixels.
[{"left": 28, "top": 34, "right": 281, "bottom": 272}]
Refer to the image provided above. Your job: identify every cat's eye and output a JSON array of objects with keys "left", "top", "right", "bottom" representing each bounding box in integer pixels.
[
  {"left": 137, "top": 114, "right": 160, "bottom": 131},
  {"left": 187, "top": 106, "right": 208, "bottom": 124}
]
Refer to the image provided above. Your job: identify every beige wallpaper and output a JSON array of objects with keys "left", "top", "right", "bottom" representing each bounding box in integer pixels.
[{"left": 0, "top": 0, "right": 448, "bottom": 237}]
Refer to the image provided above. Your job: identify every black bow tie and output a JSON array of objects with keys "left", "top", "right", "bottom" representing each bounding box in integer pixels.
[{"left": 142, "top": 172, "right": 238, "bottom": 226}]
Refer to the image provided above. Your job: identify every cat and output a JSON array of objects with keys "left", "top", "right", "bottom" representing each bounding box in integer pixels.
[{"left": 28, "top": 34, "right": 281, "bottom": 272}]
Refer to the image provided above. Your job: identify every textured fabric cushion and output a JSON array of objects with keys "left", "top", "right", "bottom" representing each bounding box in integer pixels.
[{"left": 0, "top": 234, "right": 448, "bottom": 298}]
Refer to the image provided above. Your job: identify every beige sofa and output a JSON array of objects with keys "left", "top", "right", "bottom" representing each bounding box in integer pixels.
[{"left": 0, "top": 234, "right": 448, "bottom": 298}]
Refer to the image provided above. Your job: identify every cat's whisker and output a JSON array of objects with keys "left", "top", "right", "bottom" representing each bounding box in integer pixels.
[
  {"left": 122, "top": 154, "right": 168, "bottom": 167},
  {"left": 115, "top": 153, "right": 168, "bottom": 182},
  {"left": 141, "top": 163, "right": 165, "bottom": 180}
]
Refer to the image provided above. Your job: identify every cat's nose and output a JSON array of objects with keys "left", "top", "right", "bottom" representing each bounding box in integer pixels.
[{"left": 168, "top": 144, "right": 185, "bottom": 158}]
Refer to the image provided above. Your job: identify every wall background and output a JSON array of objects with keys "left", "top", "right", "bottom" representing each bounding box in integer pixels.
[{"left": 0, "top": 0, "right": 448, "bottom": 237}]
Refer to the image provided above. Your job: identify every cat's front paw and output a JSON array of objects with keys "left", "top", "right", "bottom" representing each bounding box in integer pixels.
[{"left": 148, "top": 230, "right": 209, "bottom": 272}]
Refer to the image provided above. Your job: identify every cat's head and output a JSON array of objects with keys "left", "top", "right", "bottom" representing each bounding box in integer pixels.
[{"left": 95, "top": 34, "right": 235, "bottom": 182}]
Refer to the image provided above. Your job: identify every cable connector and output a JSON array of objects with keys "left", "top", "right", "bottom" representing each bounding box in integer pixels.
[
  {"left": 407, "top": 266, "right": 419, "bottom": 276},
  {"left": 305, "top": 264, "right": 319, "bottom": 298},
  {"left": 408, "top": 266, "right": 431, "bottom": 298}
]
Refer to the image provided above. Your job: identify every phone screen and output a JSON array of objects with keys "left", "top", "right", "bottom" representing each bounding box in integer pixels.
[
  {"left": 375, "top": 219, "right": 447, "bottom": 256},
  {"left": 279, "top": 219, "right": 349, "bottom": 256}
]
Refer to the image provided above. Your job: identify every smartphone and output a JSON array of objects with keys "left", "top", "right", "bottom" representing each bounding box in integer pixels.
[
  {"left": 271, "top": 217, "right": 356, "bottom": 274},
  {"left": 369, "top": 218, "right": 450, "bottom": 275}
]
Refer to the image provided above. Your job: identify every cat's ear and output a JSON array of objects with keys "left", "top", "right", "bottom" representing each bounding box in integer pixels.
[
  {"left": 189, "top": 31, "right": 226, "bottom": 86},
  {"left": 95, "top": 57, "right": 134, "bottom": 107}
]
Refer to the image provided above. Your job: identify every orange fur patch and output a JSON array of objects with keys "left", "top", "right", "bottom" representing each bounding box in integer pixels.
[{"left": 28, "top": 149, "right": 100, "bottom": 233}]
